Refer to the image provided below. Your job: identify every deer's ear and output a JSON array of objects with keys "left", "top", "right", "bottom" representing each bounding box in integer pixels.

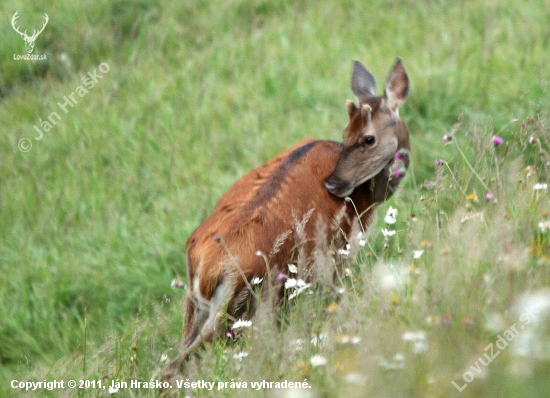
[
  {"left": 383, "top": 58, "right": 409, "bottom": 112},
  {"left": 351, "top": 61, "right": 376, "bottom": 103},
  {"left": 346, "top": 100, "right": 358, "bottom": 119},
  {"left": 343, "top": 100, "right": 365, "bottom": 146}
]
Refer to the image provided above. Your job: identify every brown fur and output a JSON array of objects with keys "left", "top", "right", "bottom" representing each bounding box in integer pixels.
[{"left": 162, "top": 59, "right": 410, "bottom": 381}]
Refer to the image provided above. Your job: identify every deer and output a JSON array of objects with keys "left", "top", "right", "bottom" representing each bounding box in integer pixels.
[
  {"left": 162, "top": 59, "right": 410, "bottom": 382},
  {"left": 11, "top": 11, "right": 49, "bottom": 54}
]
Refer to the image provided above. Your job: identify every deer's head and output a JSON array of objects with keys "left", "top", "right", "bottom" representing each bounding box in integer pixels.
[
  {"left": 325, "top": 59, "right": 410, "bottom": 198},
  {"left": 11, "top": 11, "right": 49, "bottom": 54}
]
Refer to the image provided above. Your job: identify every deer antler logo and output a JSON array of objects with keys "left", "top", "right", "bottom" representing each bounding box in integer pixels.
[{"left": 11, "top": 11, "right": 49, "bottom": 54}]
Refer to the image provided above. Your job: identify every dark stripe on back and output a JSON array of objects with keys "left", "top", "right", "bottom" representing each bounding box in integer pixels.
[{"left": 244, "top": 141, "right": 317, "bottom": 213}]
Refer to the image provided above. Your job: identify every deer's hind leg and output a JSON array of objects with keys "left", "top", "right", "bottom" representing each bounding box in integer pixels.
[{"left": 162, "top": 280, "right": 234, "bottom": 382}]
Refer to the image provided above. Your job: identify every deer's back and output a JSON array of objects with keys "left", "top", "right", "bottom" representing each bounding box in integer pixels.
[{"left": 186, "top": 138, "right": 351, "bottom": 301}]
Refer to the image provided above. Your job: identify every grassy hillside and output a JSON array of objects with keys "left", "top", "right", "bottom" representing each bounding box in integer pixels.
[{"left": 1, "top": 0, "right": 550, "bottom": 396}]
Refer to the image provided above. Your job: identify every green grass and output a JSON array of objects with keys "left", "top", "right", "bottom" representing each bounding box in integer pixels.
[{"left": 1, "top": 0, "right": 550, "bottom": 396}]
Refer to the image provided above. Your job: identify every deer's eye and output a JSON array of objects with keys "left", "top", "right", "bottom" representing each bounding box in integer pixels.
[{"left": 362, "top": 135, "right": 376, "bottom": 146}]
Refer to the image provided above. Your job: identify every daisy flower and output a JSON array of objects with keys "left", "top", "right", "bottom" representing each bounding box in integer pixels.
[
  {"left": 285, "top": 278, "right": 297, "bottom": 289},
  {"left": 402, "top": 331, "right": 428, "bottom": 354},
  {"left": 233, "top": 351, "right": 249, "bottom": 361},
  {"left": 231, "top": 319, "right": 252, "bottom": 330},
  {"left": 384, "top": 206, "right": 398, "bottom": 224},
  {"left": 251, "top": 277, "right": 263, "bottom": 285},
  {"left": 413, "top": 250, "right": 424, "bottom": 259},
  {"left": 310, "top": 355, "right": 328, "bottom": 367}
]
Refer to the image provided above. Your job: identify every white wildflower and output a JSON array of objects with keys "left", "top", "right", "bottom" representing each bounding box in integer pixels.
[
  {"left": 296, "top": 279, "right": 308, "bottom": 288},
  {"left": 380, "top": 273, "right": 398, "bottom": 290},
  {"left": 288, "top": 280, "right": 311, "bottom": 300},
  {"left": 231, "top": 319, "right": 252, "bottom": 330},
  {"left": 288, "top": 264, "right": 298, "bottom": 274},
  {"left": 381, "top": 228, "right": 396, "bottom": 238},
  {"left": 425, "top": 315, "right": 440, "bottom": 325},
  {"left": 402, "top": 331, "right": 427, "bottom": 341},
  {"left": 337, "top": 334, "right": 361, "bottom": 345},
  {"left": 291, "top": 338, "right": 304, "bottom": 352},
  {"left": 402, "top": 331, "right": 428, "bottom": 354},
  {"left": 338, "top": 243, "right": 351, "bottom": 257},
  {"left": 461, "top": 212, "right": 484, "bottom": 224},
  {"left": 338, "top": 335, "right": 350, "bottom": 344},
  {"left": 251, "top": 277, "right": 263, "bottom": 285},
  {"left": 413, "top": 250, "right": 424, "bottom": 259},
  {"left": 512, "top": 290, "right": 550, "bottom": 357},
  {"left": 310, "top": 355, "right": 328, "bottom": 367},
  {"left": 515, "top": 290, "right": 550, "bottom": 323},
  {"left": 285, "top": 278, "right": 311, "bottom": 299},
  {"left": 310, "top": 334, "right": 327, "bottom": 348},
  {"left": 233, "top": 351, "right": 249, "bottom": 361},
  {"left": 384, "top": 206, "right": 398, "bottom": 224},
  {"left": 533, "top": 183, "right": 548, "bottom": 191},
  {"left": 374, "top": 262, "right": 410, "bottom": 292},
  {"left": 338, "top": 248, "right": 350, "bottom": 256},
  {"left": 539, "top": 220, "right": 550, "bottom": 232},
  {"left": 108, "top": 386, "right": 119, "bottom": 394},
  {"left": 285, "top": 278, "right": 297, "bottom": 289},
  {"left": 393, "top": 353, "right": 405, "bottom": 362},
  {"left": 411, "top": 340, "right": 428, "bottom": 354},
  {"left": 357, "top": 232, "right": 366, "bottom": 246},
  {"left": 376, "top": 353, "right": 405, "bottom": 370}
]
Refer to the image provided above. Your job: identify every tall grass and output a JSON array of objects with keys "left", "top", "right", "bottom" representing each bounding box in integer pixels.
[{"left": 1, "top": 0, "right": 550, "bottom": 396}]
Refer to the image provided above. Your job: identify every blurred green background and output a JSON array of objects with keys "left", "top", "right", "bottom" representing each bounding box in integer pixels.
[{"left": 1, "top": 0, "right": 550, "bottom": 396}]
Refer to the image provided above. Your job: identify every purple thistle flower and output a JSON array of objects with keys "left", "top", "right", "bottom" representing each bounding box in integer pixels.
[
  {"left": 393, "top": 167, "right": 407, "bottom": 180},
  {"left": 277, "top": 273, "right": 286, "bottom": 283},
  {"left": 394, "top": 148, "right": 408, "bottom": 160},
  {"left": 491, "top": 135, "right": 504, "bottom": 146},
  {"left": 485, "top": 192, "right": 494, "bottom": 201}
]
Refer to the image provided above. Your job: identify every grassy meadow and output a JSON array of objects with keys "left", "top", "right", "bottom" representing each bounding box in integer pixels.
[{"left": 1, "top": 0, "right": 550, "bottom": 396}]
